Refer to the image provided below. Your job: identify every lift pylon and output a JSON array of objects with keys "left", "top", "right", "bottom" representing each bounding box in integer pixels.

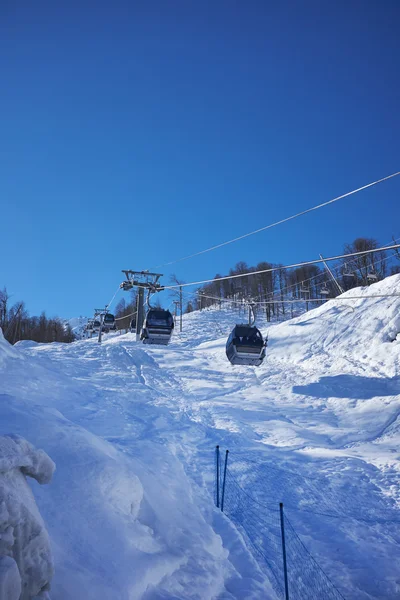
[
  {"left": 120, "top": 270, "right": 165, "bottom": 341},
  {"left": 93, "top": 307, "right": 109, "bottom": 344}
]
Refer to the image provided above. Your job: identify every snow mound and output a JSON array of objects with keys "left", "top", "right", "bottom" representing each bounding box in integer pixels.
[
  {"left": 0, "top": 435, "right": 54, "bottom": 599},
  {"left": 267, "top": 273, "right": 400, "bottom": 377}
]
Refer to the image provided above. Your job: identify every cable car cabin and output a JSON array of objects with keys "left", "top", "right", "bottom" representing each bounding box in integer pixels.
[
  {"left": 367, "top": 270, "right": 378, "bottom": 282},
  {"left": 102, "top": 313, "right": 116, "bottom": 331},
  {"left": 226, "top": 325, "right": 266, "bottom": 367},
  {"left": 141, "top": 309, "right": 174, "bottom": 345},
  {"left": 93, "top": 320, "right": 101, "bottom": 332}
]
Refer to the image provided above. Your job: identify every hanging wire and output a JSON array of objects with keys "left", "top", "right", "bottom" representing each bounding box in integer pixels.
[
  {"left": 106, "top": 285, "right": 121, "bottom": 311},
  {"left": 164, "top": 244, "right": 400, "bottom": 289},
  {"left": 114, "top": 310, "right": 137, "bottom": 322},
  {"left": 164, "top": 238, "right": 400, "bottom": 309},
  {"left": 149, "top": 171, "right": 400, "bottom": 270},
  {"left": 251, "top": 238, "right": 400, "bottom": 303}
]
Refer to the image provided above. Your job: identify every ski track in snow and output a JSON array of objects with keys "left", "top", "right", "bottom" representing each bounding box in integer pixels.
[{"left": 2, "top": 276, "right": 400, "bottom": 598}]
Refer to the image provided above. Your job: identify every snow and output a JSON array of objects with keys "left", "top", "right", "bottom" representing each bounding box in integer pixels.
[
  {"left": 0, "top": 435, "right": 55, "bottom": 484},
  {"left": 0, "top": 275, "right": 400, "bottom": 598},
  {"left": 0, "top": 435, "right": 54, "bottom": 599},
  {"left": 64, "top": 316, "right": 88, "bottom": 338},
  {"left": 0, "top": 556, "right": 21, "bottom": 600}
]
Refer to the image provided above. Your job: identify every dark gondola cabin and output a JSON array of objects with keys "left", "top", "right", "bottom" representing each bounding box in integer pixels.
[
  {"left": 103, "top": 313, "right": 116, "bottom": 331},
  {"left": 141, "top": 309, "right": 174, "bottom": 345},
  {"left": 226, "top": 324, "right": 266, "bottom": 366}
]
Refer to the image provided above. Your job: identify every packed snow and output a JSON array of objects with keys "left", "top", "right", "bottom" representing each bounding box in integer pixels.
[{"left": 1, "top": 276, "right": 400, "bottom": 599}]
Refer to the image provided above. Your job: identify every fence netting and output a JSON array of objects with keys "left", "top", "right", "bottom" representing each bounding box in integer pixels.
[{"left": 216, "top": 448, "right": 346, "bottom": 599}]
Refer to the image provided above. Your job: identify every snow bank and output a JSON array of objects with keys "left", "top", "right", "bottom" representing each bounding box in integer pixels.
[
  {"left": 267, "top": 274, "right": 400, "bottom": 376},
  {"left": 0, "top": 333, "right": 268, "bottom": 599},
  {"left": 0, "top": 329, "right": 21, "bottom": 368},
  {"left": 0, "top": 435, "right": 55, "bottom": 600}
]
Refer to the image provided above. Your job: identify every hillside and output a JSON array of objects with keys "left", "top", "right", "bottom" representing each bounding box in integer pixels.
[{"left": 1, "top": 275, "right": 400, "bottom": 599}]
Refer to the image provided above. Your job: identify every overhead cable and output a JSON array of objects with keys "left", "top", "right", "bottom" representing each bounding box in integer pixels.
[
  {"left": 193, "top": 290, "right": 400, "bottom": 306},
  {"left": 107, "top": 286, "right": 121, "bottom": 310},
  {"left": 150, "top": 171, "right": 400, "bottom": 269},
  {"left": 115, "top": 311, "right": 137, "bottom": 321},
  {"left": 164, "top": 244, "right": 400, "bottom": 289},
  {"left": 254, "top": 244, "right": 400, "bottom": 303}
]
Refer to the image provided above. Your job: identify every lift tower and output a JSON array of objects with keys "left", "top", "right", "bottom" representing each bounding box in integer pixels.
[
  {"left": 93, "top": 307, "right": 109, "bottom": 344},
  {"left": 120, "top": 270, "right": 164, "bottom": 342}
]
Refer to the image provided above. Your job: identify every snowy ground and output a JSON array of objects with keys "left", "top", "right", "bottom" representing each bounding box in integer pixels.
[{"left": 1, "top": 276, "right": 400, "bottom": 599}]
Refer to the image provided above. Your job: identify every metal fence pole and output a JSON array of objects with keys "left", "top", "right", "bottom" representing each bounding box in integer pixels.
[
  {"left": 216, "top": 445, "right": 220, "bottom": 508},
  {"left": 279, "top": 502, "right": 290, "bottom": 600},
  {"left": 221, "top": 450, "right": 229, "bottom": 512}
]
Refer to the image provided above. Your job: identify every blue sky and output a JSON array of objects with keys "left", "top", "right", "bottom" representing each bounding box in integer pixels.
[{"left": 1, "top": 0, "right": 399, "bottom": 318}]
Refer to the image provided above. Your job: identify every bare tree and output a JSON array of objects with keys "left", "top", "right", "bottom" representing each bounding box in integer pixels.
[{"left": 342, "top": 238, "right": 386, "bottom": 286}]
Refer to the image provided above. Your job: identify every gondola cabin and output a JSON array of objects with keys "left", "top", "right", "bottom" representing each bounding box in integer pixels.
[
  {"left": 103, "top": 313, "right": 116, "bottom": 331},
  {"left": 141, "top": 309, "right": 174, "bottom": 345},
  {"left": 226, "top": 324, "right": 266, "bottom": 366},
  {"left": 93, "top": 320, "right": 101, "bottom": 332}
]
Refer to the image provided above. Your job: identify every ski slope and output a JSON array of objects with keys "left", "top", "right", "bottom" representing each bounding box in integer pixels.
[{"left": 1, "top": 276, "right": 400, "bottom": 599}]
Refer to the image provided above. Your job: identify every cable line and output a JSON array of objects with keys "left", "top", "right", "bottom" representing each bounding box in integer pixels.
[
  {"left": 253, "top": 243, "right": 400, "bottom": 303},
  {"left": 191, "top": 290, "right": 400, "bottom": 306},
  {"left": 177, "top": 245, "right": 400, "bottom": 309},
  {"left": 150, "top": 171, "right": 400, "bottom": 269},
  {"left": 107, "top": 286, "right": 121, "bottom": 310},
  {"left": 164, "top": 244, "right": 400, "bottom": 289},
  {"left": 115, "top": 310, "right": 137, "bottom": 322}
]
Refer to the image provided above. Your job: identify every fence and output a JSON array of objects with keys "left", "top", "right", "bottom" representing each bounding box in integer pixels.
[{"left": 215, "top": 446, "right": 346, "bottom": 600}]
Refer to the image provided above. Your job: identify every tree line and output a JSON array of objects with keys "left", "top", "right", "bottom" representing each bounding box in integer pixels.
[
  {"left": 190, "top": 237, "right": 400, "bottom": 320},
  {"left": 0, "top": 288, "right": 75, "bottom": 344},
  {"left": 114, "top": 290, "right": 138, "bottom": 331}
]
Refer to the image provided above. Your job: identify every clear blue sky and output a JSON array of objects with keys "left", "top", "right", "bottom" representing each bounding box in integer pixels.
[{"left": 1, "top": 0, "right": 399, "bottom": 318}]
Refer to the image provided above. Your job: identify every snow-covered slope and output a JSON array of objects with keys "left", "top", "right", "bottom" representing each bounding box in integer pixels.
[
  {"left": 1, "top": 275, "right": 400, "bottom": 599},
  {"left": 65, "top": 316, "right": 88, "bottom": 339}
]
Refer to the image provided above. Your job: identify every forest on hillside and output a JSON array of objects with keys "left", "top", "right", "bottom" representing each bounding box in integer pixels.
[
  {"left": 0, "top": 288, "right": 74, "bottom": 345},
  {"left": 192, "top": 237, "right": 400, "bottom": 319}
]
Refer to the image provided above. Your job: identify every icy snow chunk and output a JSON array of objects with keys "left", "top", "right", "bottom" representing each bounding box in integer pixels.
[
  {"left": 0, "top": 435, "right": 55, "bottom": 484},
  {"left": 0, "top": 435, "right": 55, "bottom": 599},
  {"left": 0, "top": 556, "right": 21, "bottom": 600}
]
